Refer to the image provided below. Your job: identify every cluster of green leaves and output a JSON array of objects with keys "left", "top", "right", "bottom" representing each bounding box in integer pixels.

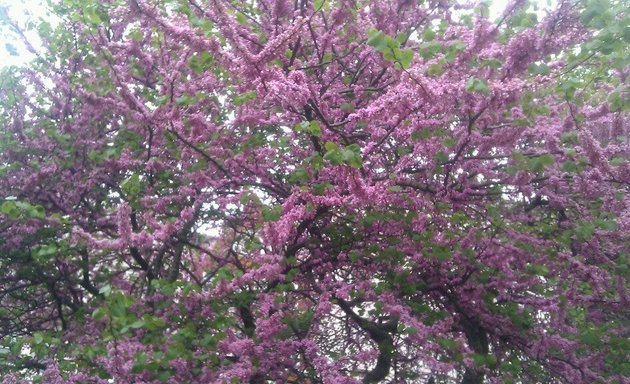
[
  {"left": 560, "top": 0, "right": 630, "bottom": 111},
  {"left": 367, "top": 29, "right": 414, "bottom": 70},
  {"left": 507, "top": 152, "right": 555, "bottom": 176},
  {"left": 294, "top": 120, "right": 322, "bottom": 137},
  {"left": 1, "top": 198, "right": 46, "bottom": 220},
  {"left": 465, "top": 77, "right": 490, "bottom": 95},
  {"left": 420, "top": 31, "right": 468, "bottom": 76},
  {"left": 84, "top": 280, "right": 237, "bottom": 381},
  {"left": 323, "top": 142, "right": 362, "bottom": 168},
  {"left": 564, "top": 305, "right": 630, "bottom": 378}
]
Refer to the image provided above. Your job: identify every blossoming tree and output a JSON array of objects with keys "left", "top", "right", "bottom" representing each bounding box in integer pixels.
[{"left": 0, "top": 0, "right": 628, "bottom": 382}]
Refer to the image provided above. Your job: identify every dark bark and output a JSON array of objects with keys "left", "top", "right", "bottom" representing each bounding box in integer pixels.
[
  {"left": 79, "top": 249, "right": 100, "bottom": 296},
  {"left": 238, "top": 304, "right": 265, "bottom": 384},
  {"left": 363, "top": 336, "right": 394, "bottom": 384},
  {"left": 335, "top": 298, "right": 398, "bottom": 383},
  {"left": 239, "top": 304, "right": 256, "bottom": 338},
  {"left": 129, "top": 210, "right": 154, "bottom": 281},
  {"left": 460, "top": 314, "right": 489, "bottom": 384}
]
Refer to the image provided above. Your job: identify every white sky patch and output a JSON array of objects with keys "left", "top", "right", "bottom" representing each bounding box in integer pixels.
[{"left": 0, "top": 0, "right": 54, "bottom": 67}]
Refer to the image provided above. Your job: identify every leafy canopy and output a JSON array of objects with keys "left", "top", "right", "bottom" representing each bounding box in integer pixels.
[{"left": 0, "top": 0, "right": 629, "bottom": 383}]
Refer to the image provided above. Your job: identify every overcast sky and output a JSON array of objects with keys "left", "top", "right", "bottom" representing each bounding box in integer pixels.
[{"left": 1, "top": 0, "right": 52, "bottom": 67}]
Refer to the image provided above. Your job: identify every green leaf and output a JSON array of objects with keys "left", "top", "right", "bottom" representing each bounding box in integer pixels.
[
  {"left": 92, "top": 307, "right": 106, "bottom": 320},
  {"left": 99, "top": 285, "right": 112, "bottom": 297},
  {"left": 399, "top": 49, "right": 414, "bottom": 69},
  {"left": 528, "top": 63, "right": 550, "bottom": 75},
  {"left": 396, "top": 146, "right": 412, "bottom": 155},
  {"left": 308, "top": 121, "right": 322, "bottom": 137},
  {"left": 445, "top": 40, "right": 465, "bottom": 61},
  {"left": 465, "top": 77, "right": 489, "bottom": 95},
  {"left": 429, "top": 244, "right": 452, "bottom": 261},
  {"left": 308, "top": 154, "right": 325, "bottom": 170},
  {"left": 595, "top": 219, "right": 617, "bottom": 231},
  {"left": 312, "top": 182, "right": 333, "bottom": 195},
  {"left": 539, "top": 154, "right": 555, "bottom": 166},
  {"left": 188, "top": 159, "right": 208, "bottom": 171},
  {"left": 340, "top": 102, "right": 355, "bottom": 112},
  {"left": 443, "top": 137, "right": 456, "bottom": 147},
  {"left": 175, "top": 94, "right": 197, "bottom": 106},
  {"left": 339, "top": 144, "right": 363, "bottom": 168},
  {"left": 419, "top": 41, "right": 443, "bottom": 59},
  {"left": 527, "top": 264, "right": 549, "bottom": 276},
  {"left": 121, "top": 174, "right": 142, "bottom": 196},
  {"left": 346, "top": 143, "right": 361, "bottom": 154},
  {"left": 323, "top": 149, "right": 343, "bottom": 165},
  {"left": 472, "top": 353, "right": 497, "bottom": 367},
  {"left": 344, "top": 150, "right": 363, "bottom": 168},
  {"left": 129, "top": 320, "right": 145, "bottom": 329},
  {"left": 561, "top": 131, "right": 579, "bottom": 145},
  {"left": 285, "top": 268, "right": 299, "bottom": 283},
  {"left": 84, "top": 6, "right": 102, "bottom": 25},
  {"left": 31, "top": 205, "right": 46, "bottom": 219},
  {"left": 33, "top": 332, "right": 44, "bottom": 344},
  {"left": 325, "top": 142, "right": 358, "bottom": 166},
  {"left": 562, "top": 161, "right": 578, "bottom": 173},
  {"left": 262, "top": 205, "right": 282, "bottom": 222},
  {"left": 367, "top": 29, "right": 387, "bottom": 51},
  {"left": 580, "top": 329, "right": 600, "bottom": 347},
  {"left": 382, "top": 45, "right": 398, "bottom": 61},
  {"left": 235, "top": 12, "right": 247, "bottom": 25},
  {"left": 34, "top": 244, "right": 58, "bottom": 259},
  {"left": 608, "top": 91, "right": 627, "bottom": 112},
  {"left": 1, "top": 201, "right": 20, "bottom": 219},
  {"left": 157, "top": 369, "right": 171, "bottom": 382},
  {"left": 288, "top": 167, "right": 310, "bottom": 184},
  {"left": 324, "top": 142, "right": 339, "bottom": 151},
  {"left": 610, "top": 157, "right": 625, "bottom": 166},
  {"left": 232, "top": 90, "right": 257, "bottom": 106},
  {"left": 435, "top": 151, "right": 449, "bottom": 164},
  {"left": 528, "top": 154, "right": 554, "bottom": 172},
  {"left": 423, "top": 29, "right": 436, "bottom": 41},
  {"left": 313, "top": 0, "right": 325, "bottom": 11},
  {"left": 411, "top": 129, "right": 432, "bottom": 140},
  {"left": 575, "top": 222, "right": 596, "bottom": 241},
  {"left": 437, "top": 337, "right": 458, "bottom": 350},
  {"left": 426, "top": 63, "right": 445, "bottom": 76}
]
